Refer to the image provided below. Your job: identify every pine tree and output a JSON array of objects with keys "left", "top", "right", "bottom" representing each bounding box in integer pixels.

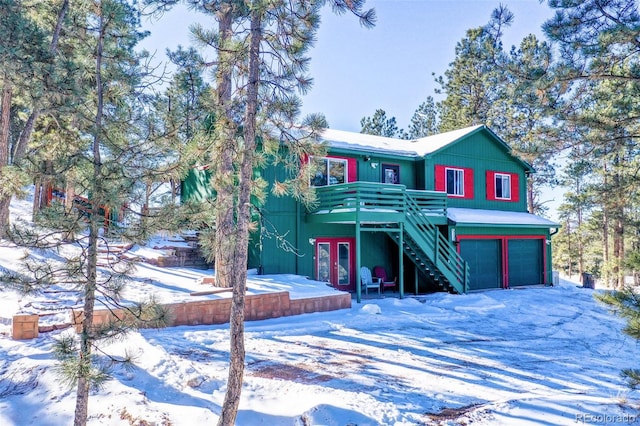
[
  {"left": 438, "top": 6, "right": 561, "bottom": 214},
  {"left": 435, "top": 26, "right": 506, "bottom": 132},
  {"left": 146, "top": 1, "right": 375, "bottom": 424},
  {"left": 499, "top": 33, "right": 559, "bottom": 214},
  {"left": 544, "top": 0, "right": 640, "bottom": 387},
  {"left": 0, "top": 0, "right": 69, "bottom": 236},
  {"left": 360, "top": 108, "right": 402, "bottom": 137},
  {"left": 407, "top": 97, "right": 438, "bottom": 138},
  {"left": 596, "top": 288, "right": 640, "bottom": 387},
  {"left": 3, "top": 2, "right": 181, "bottom": 425}
]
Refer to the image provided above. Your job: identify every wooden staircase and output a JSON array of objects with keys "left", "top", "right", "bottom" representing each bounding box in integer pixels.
[
  {"left": 308, "top": 182, "right": 469, "bottom": 294},
  {"left": 387, "top": 192, "right": 469, "bottom": 294}
]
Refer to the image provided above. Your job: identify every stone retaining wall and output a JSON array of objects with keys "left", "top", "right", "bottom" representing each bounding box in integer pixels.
[
  {"left": 12, "top": 291, "right": 351, "bottom": 340},
  {"left": 12, "top": 314, "right": 39, "bottom": 340}
]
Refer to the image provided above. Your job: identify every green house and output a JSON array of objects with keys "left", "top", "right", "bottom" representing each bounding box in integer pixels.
[{"left": 184, "top": 125, "right": 559, "bottom": 301}]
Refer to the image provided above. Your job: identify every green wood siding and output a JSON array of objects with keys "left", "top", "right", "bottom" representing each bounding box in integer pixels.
[
  {"left": 423, "top": 131, "right": 529, "bottom": 212},
  {"left": 180, "top": 127, "right": 556, "bottom": 294},
  {"left": 181, "top": 168, "right": 215, "bottom": 202},
  {"left": 329, "top": 148, "right": 417, "bottom": 188}
]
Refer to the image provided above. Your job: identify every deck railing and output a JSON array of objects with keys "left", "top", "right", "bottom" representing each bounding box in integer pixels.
[
  {"left": 310, "top": 182, "right": 468, "bottom": 293},
  {"left": 310, "top": 182, "right": 446, "bottom": 217}
]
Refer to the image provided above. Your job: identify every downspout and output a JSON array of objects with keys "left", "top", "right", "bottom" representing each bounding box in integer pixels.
[
  {"left": 355, "top": 190, "right": 361, "bottom": 303},
  {"left": 548, "top": 227, "right": 559, "bottom": 285}
]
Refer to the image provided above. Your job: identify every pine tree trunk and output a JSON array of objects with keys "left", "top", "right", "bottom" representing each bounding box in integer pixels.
[
  {"left": 0, "top": 83, "right": 10, "bottom": 167},
  {"left": 74, "top": 7, "right": 105, "bottom": 424},
  {"left": 74, "top": 217, "right": 99, "bottom": 426},
  {"left": 614, "top": 214, "right": 624, "bottom": 289},
  {"left": 217, "top": 7, "right": 261, "bottom": 426},
  {"left": 602, "top": 167, "right": 610, "bottom": 285},
  {"left": 577, "top": 203, "right": 584, "bottom": 279},
  {"left": 33, "top": 177, "right": 42, "bottom": 217},
  {"left": 0, "top": 82, "right": 12, "bottom": 237},
  {"left": 214, "top": 4, "right": 240, "bottom": 424}
]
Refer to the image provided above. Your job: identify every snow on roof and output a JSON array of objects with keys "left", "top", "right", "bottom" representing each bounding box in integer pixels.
[
  {"left": 411, "top": 125, "right": 484, "bottom": 155},
  {"left": 320, "top": 128, "right": 418, "bottom": 157},
  {"left": 447, "top": 207, "right": 560, "bottom": 227},
  {"left": 320, "top": 125, "right": 484, "bottom": 157}
]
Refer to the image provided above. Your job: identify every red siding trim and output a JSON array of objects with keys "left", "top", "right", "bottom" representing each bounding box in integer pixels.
[
  {"left": 435, "top": 164, "right": 473, "bottom": 199},
  {"left": 457, "top": 234, "right": 547, "bottom": 288},
  {"left": 463, "top": 168, "right": 474, "bottom": 199},
  {"left": 486, "top": 171, "right": 497, "bottom": 201},
  {"left": 326, "top": 155, "right": 357, "bottom": 183},
  {"left": 435, "top": 165, "right": 446, "bottom": 192},
  {"left": 511, "top": 173, "right": 520, "bottom": 202},
  {"left": 486, "top": 170, "right": 520, "bottom": 202},
  {"left": 346, "top": 157, "right": 357, "bottom": 182}
]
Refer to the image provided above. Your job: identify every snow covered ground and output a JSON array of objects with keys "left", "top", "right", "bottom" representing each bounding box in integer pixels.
[{"left": 1, "top": 196, "right": 640, "bottom": 425}]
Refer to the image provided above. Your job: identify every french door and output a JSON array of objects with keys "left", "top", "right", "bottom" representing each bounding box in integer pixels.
[{"left": 316, "top": 238, "right": 355, "bottom": 290}]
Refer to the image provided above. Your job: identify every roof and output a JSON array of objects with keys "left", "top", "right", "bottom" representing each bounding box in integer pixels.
[
  {"left": 447, "top": 207, "right": 560, "bottom": 228},
  {"left": 320, "top": 125, "right": 534, "bottom": 172},
  {"left": 319, "top": 128, "right": 421, "bottom": 157},
  {"left": 411, "top": 125, "right": 484, "bottom": 155},
  {"left": 320, "top": 125, "right": 483, "bottom": 157}
]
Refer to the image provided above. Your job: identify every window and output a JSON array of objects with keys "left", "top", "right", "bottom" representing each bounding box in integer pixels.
[
  {"left": 435, "top": 165, "right": 474, "bottom": 199},
  {"left": 310, "top": 157, "right": 347, "bottom": 187},
  {"left": 382, "top": 164, "right": 400, "bottom": 184},
  {"left": 446, "top": 168, "right": 465, "bottom": 196},
  {"left": 495, "top": 173, "right": 511, "bottom": 200},
  {"left": 486, "top": 171, "right": 519, "bottom": 202}
]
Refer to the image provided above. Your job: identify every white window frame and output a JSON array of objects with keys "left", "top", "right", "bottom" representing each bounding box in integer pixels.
[
  {"left": 495, "top": 173, "right": 511, "bottom": 200},
  {"left": 310, "top": 156, "right": 348, "bottom": 187},
  {"left": 445, "top": 167, "right": 465, "bottom": 197}
]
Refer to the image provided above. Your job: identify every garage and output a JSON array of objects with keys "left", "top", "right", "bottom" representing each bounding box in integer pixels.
[
  {"left": 507, "top": 238, "right": 543, "bottom": 286},
  {"left": 459, "top": 239, "right": 502, "bottom": 291}
]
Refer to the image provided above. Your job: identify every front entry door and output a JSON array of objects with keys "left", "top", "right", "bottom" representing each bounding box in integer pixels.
[{"left": 316, "top": 238, "right": 355, "bottom": 290}]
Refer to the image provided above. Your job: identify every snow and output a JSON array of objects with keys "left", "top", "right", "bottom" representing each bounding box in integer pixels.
[
  {"left": 448, "top": 207, "right": 560, "bottom": 227},
  {"left": 411, "top": 125, "right": 484, "bottom": 155},
  {"left": 321, "top": 125, "right": 484, "bottom": 157},
  {"left": 1, "top": 197, "right": 640, "bottom": 425}
]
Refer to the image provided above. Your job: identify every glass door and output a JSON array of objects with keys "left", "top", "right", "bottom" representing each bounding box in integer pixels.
[{"left": 316, "top": 238, "right": 355, "bottom": 290}]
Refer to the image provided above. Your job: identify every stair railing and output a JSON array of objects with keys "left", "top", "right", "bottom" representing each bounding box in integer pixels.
[{"left": 403, "top": 192, "right": 469, "bottom": 293}]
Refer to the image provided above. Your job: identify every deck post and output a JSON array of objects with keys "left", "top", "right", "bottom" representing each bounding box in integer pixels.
[
  {"left": 355, "top": 220, "right": 361, "bottom": 303},
  {"left": 399, "top": 221, "right": 404, "bottom": 298},
  {"left": 463, "top": 260, "right": 468, "bottom": 293}
]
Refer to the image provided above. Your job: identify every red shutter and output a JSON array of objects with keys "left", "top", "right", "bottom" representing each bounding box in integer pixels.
[
  {"left": 435, "top": 165, "right": 446, "bottom": 191},
  {"left": 347, "top": 157, "right": 357, "bottom": 182},
  {"left": 463, "top": 167, "right": 474, "bottom": 199},
  {"left": 511, "top": 173, "right": 520, "bottom": 202},
  {"left": 486, "top": 171, "right": 496, "bottom": 201}
]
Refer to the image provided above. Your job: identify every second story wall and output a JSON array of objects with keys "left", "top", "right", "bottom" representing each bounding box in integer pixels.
[
  {"left": 422, "top": 130, "right": 530, "bottom": 212},
  {"left": 327, "top": 149, "right": 418, "bottom": 189}
]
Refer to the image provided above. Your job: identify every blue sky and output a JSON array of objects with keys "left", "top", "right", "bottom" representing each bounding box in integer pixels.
[{"left": 141, "top": 0, "right": 554, "bottom": 133}]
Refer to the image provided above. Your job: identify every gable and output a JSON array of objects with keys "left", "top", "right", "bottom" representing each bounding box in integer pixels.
[
  {"left": 423, "top": 128, "right": 530, "bottom": 211},
  {"left": 421, "top": 127, "right": 532, "bottom": 173}
]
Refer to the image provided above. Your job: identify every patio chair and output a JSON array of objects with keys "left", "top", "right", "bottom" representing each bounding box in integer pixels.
[
  {"left": 360, "top": 266, "right": 381, "bottom": 295},
  {"left": 373, "top": 266, "right": 397, "bottom": 293}
]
